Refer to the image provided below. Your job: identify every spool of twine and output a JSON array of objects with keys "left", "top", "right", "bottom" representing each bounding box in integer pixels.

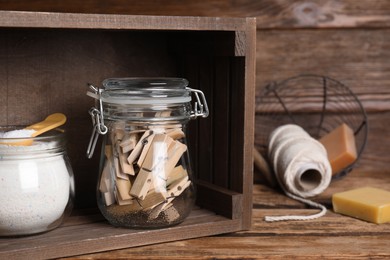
[{"left": 265, "top": 124, "right": 332, "bottom": 222}]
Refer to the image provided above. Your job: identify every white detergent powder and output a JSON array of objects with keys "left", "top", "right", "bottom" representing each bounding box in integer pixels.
[
  {"left": 0, "top": 129, "right": 36, "bottom": 138},
  {"left": 0, "top": 142, "right": 71, "bottom": 235}
]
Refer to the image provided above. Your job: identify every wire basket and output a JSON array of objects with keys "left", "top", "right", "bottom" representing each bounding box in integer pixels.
[{"left": 256, "top": 74, "right": 368, "bottom": 179}]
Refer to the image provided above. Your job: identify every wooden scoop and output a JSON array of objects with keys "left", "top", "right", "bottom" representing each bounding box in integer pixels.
[
  {"left": 26, "top": 113, "right": 67, "bottom": 137},
  {"left": 0, "top": 113, "right": 67, "bottom": 146}
]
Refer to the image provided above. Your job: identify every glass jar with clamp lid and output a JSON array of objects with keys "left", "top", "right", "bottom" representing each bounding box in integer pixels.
[{"left": 86, "top": 77, "right": 208, "bottom": 228}]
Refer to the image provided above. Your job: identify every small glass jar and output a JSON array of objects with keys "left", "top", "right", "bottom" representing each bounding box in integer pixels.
[
  {"left": 87, "top": 78, "right": 208, "bottom": 228},
  {"left": 0, "top": 128, "right": 74, "bottom": 236}
]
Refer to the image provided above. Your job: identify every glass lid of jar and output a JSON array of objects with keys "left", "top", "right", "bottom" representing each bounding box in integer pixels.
[
  {"left": 90, "top": 78, "right": 192, "bottom": 105},
  {"left": 86, "top": 77, "right": 209, "bottom": 158}
]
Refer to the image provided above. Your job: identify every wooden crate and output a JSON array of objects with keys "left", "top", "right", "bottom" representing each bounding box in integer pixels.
[{"left": 0, "top": 11, "right": 256, "bottom": 259}]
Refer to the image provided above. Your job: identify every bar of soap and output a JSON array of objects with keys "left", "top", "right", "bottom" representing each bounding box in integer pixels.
[
  {"left": 319, "top": 123, "right": 357, "bottom": 175},
  {"left": 332, "top": 187, "right": 390, "bottom": 224}
]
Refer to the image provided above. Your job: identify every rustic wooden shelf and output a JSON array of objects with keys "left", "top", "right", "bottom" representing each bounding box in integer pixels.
[
  {"left": 0, "top": 207, "right": 240, "bottom": 259},
  {"left": 0, "top": 10, "right": 256, "bottom": 258}
]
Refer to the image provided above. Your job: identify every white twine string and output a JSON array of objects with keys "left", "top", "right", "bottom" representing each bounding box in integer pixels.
[
  {"left": 264, "top": 124, "right": 331, "bottom": 222},
  {"left": 264, "top": 191, "right": 327, "bottom": 222}
]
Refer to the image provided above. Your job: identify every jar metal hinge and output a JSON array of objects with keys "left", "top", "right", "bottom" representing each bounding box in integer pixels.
[
  {"left": 86, "top": 84, "right": 108, "bottom": 159},
  {"left": 187, "top": 87, "right": 209, "bottom": 119}
]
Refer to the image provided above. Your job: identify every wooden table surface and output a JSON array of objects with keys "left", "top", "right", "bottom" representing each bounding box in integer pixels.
[{"left": 64, "top": 170, "right": 390, "bottom": 259}]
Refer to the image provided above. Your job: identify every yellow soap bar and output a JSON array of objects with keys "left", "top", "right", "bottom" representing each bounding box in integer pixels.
[
  {"left": 319, "top": 123, "right": 357, "bottom": 175},
  {"left": 332, "top": 187, "right": 390, "bottom": 224}
]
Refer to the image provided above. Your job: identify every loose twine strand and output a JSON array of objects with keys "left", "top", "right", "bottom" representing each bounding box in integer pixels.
[{"left": 264, "top": 191, "right": 327, "bottom": 222}]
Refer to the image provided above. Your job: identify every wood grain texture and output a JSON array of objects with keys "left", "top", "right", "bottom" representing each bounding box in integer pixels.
[
  {"left": 197, "top": 55, "right": 214, "bottom": 183},
  {"left": 256, "top": 28, "right": 390, "bottom": 113},
  {"left": 196, "top": 180, "right": 244, "bottom": 220},
  {"left": 61, "top": 171, "right": 390, "bottom": 259},
  {"left": 0, "top": 1, "right": 390, "bottom": 258},
  {"left": 212, "top": 57, "right": 230, "bottom": 188},
  {"left": 0, "top": 10, "right": 250, "bottom": 31},
  {"left": 1, "top": 0, "right": 390, "bottom": 29},
  {"left": 65, "top": 235, "right": 390, "bottom": 259},
  {"left": 241, "top": 17, "right": 257, "bottom": 229},
  {"left": 0, "top": 208, "right": 241, "bottom": 259},
  {"left": 0, "top": 36, "right": 7, "bottom": 126}
]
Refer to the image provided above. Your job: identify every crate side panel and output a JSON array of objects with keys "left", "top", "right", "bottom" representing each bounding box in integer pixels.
[
  {"left": 212, "top": 57, "right": 231, "bottom": 188},
  {"left": 197, "top": 56, "right": 215, "bottom": 183},
  {"left": 229, "top": 57, "right": 246, "bottom": 193}
]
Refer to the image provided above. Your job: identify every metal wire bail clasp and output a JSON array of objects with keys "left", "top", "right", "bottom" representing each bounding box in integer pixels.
[
  {"left": 187, "top": 87, "right": 209, "bottom": 119},
  {"left": 86, "top": 84, "right": 108, "bottom": 158}
]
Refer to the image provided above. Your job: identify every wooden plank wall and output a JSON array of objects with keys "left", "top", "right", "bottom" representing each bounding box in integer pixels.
[{"left": 1, "top": 0, "right": 389, "bottom": 173}]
